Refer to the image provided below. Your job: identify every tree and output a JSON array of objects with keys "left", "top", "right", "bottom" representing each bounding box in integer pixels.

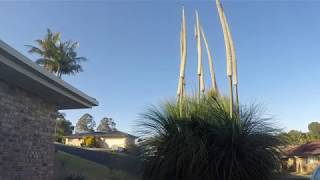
[
  {"left": 26, "top": 28, "right": 87, "bottom": 78},
  {"left": 287, "top": 130, "right": 303, "bottom": 144},
  {"left": 280, "top": 130, "right": 312, "bottom": 145},
  {"left": 139, "top": 94, "right": 282, "bottom": 180},
  {"left": 75, "top": 113, "right": 96, "bottom": 133},
  {"left": 308, "top": 122, "right": 320, "bottom": 139},
  {"left": 55, "top": 40, "right": 87, "bottom": 78},
  {"left": 26, "top": 29, "right": 60, "bottom": 73},
  {"left": 54, "top": 112, "right": 74, "bottom": 142},
  {"left": 97, "top": 117, "right": 116, "bottom": 132}
]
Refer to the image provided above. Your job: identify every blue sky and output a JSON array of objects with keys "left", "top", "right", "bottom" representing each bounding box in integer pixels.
[{"left": 1, "top": 0, "right": 320, "bottom": 134}]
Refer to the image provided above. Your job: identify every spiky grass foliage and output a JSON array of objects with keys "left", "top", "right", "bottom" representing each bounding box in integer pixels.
[{"left": 138, "top": 93, "right": 282, "bottom": 180}]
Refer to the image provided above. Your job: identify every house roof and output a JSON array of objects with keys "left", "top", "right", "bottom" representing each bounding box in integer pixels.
[
  {"left": 0, "top": 40, "right": 98, "bottom": 109},
  {"left": 64, "top": 130, "right": 137, "bottom": 139},
  {"left": 284, "top": 141, "right": 320, "bottom": 157}
]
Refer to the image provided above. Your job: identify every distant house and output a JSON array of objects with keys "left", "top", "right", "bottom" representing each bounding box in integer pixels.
[
  {"left": 64, "top": 131, "right": 137, "bottom": 150},
  {"left": 282, "top": 141, "right": 320, "bottom": 174}
]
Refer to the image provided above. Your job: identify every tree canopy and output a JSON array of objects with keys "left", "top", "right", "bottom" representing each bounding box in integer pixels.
[
  {"left": 75, "top": 113, "right": 96, "bottom": 134},
  {"left": 279, "top": 122, "right": 320, "bottom": 145},
  {"left": 308, "top": 122, "right": 320, "bottom": 138},
  {"left": 54, "top": 112, "right": 74, "bottom": 142},
  {"left": 97, "top": 117, "right": 116, "bottom": 132}
]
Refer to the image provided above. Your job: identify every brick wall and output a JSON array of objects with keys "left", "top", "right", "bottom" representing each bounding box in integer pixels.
[{"left": 0, "top": 80, "right": 57, "bottom": 180}]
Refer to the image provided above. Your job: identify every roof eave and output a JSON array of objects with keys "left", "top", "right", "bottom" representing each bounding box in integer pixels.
[{"left": 0, "top": 40, "right": 98, "bottom": 109}]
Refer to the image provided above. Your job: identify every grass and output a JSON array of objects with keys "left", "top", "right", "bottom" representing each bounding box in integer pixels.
[{"left": 54, "top": 151, "right": 140, "bottom": 180}]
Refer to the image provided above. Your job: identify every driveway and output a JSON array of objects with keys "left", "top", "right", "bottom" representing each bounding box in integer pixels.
[{"left": 55, "top": 143, "right": 142, "bottom": 175}]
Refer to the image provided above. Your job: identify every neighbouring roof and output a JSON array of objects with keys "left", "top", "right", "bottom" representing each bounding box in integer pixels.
[
  {"left": 64, "top": 130, "right": 137, "bottom": 139},
  {"left": 0, "top": 40, "right": 98, "bottom": 109},
  {"left": 284, "top": 141, "right": 320, "bottom": 157}
]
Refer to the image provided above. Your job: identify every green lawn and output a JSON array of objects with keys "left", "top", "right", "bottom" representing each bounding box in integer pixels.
[{"left": 54, "top": 151, "right": 140, "bottom": 180}]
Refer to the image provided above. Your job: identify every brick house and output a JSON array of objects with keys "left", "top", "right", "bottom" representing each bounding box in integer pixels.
[
  {"left": 0, "top": 40, "right": 98, "bottom": 180},
  {"left": 282, "top": 141, "right": 320, "bottom": 174}
]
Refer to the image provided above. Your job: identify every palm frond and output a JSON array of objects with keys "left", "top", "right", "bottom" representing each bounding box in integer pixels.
[{"left": 25, "top": 45, "right": 44, "bottom": 55}]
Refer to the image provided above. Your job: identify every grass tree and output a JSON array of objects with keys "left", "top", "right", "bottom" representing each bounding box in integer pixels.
[
  {"left": 26, "top": 28, "right": 87, "bottom": 78},
  {"left": 138, "top": 92, "right": 282, "bottom": 180}
]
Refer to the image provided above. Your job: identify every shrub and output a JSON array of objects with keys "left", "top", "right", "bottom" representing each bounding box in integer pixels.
[
  {"left": 138, "top": 93, "right": 283, "bottom": 180},
  {"left": 83, "top": 136, "right": 96, "bottom": 148},
  {"left": 55, "top": 135, "right": 63, "bottom": 143}
]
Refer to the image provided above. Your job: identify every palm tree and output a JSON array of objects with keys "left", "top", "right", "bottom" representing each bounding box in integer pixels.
[
  {"left": 55, "top": 41, "right": 86, "bottom": 78},
  {"left": 26, "top": 29, "right": 60, "bottom": 73},
  {"left": 138, "top": 93, "right": 283, "bottom": 180},
  {"left": 26, "top": 28, "right": 86, "bottom": 78}
]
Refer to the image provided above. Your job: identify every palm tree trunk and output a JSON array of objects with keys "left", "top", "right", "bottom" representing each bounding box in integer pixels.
[{"left": 57, "top": 66, "right": 62, "bottom": 79}]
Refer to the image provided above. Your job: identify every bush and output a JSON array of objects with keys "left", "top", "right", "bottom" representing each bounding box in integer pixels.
[
  {"left": 55, "top": 135, "right": 63, "bottom": 143},
  {"left": 83, "top": 136, "right": 96, "bottom": 148},
  {"left": 138, "top": 93, "right": 283, "bottom": 180}
]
